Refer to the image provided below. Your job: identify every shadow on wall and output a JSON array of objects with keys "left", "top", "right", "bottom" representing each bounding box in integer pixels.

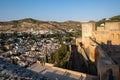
[
  {"left": 67, "top": 45, "right": 88, "bottom": 73},
  {"left": 68, "top": 44, "right": 97, "bottom": 75},
  {"left": 100, "top": 40, "right": 120, "bottom": 70}
]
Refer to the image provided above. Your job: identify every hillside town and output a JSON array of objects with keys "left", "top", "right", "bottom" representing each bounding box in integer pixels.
[
  {"left": 0, "top": 0, "right": 120, "bottom": 79},
  {"left": 0, "top": 17, "right": 83, "bottom": 79},
  {"left": 0, "top": 32, "right": 63, "bottom": 67}
]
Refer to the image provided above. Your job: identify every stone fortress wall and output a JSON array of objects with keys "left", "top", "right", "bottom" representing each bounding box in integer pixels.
[
  {"left": 81, "top": 22, "right": 120, "bottom": 64},
  {"left": 92, "top": 22, "right": 120, "bottom": 45},
  {"left": 76, "top": 22, "right": 120, "bottom": 80}
]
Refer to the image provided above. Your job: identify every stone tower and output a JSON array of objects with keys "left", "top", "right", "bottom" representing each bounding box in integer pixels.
[{"left": 81, "top": 22, "right": 96, "bottom": 44}]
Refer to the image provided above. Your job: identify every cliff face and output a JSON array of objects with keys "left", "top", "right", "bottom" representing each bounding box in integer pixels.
[{"left": 0, "top": 18, "right": 81, "bottom": 32}]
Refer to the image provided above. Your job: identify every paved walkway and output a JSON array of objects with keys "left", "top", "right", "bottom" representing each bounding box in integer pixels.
[{"left": 28, "top": 63, "right": 97, "bottom": 80}]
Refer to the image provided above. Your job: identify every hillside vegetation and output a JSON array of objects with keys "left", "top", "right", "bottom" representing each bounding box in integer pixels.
[{"left": 96, "top": 15, "right": 120, "bottom": 26}]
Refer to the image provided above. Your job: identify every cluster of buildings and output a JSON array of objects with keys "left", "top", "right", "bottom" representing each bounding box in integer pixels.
[{"left": 0, "top": 33, "right": 61, "bottom": 68}]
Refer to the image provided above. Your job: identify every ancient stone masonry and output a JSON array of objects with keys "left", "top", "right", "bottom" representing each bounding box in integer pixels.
[
  {"left": 82, "top": 22, "right": 120, "bottom": 45},
  {"left": 76, "top": 22, "right": 120, "bottom": 80}
]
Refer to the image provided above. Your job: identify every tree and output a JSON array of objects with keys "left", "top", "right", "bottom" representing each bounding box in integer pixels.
[
  {"left": 96, "top": 18, "right": 106, "bottom": 26},
  {"left": 49, "top": 43, "right": 70, "bottom": 68},
  {"left": 12, "top": 31, "right": 18, "bottom": 38},
  {"left": 0, "top": 32, "right": 6, "bottom": 39}
]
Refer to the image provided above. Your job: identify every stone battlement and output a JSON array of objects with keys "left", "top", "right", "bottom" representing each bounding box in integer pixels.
[{"left": 81, "top": 22, "right": 120, "bottom": 45}]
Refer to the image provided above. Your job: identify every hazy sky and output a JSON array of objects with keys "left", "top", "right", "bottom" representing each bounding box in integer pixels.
[{"left": 0, "top": 0, "right": 120, "bottom": 22}]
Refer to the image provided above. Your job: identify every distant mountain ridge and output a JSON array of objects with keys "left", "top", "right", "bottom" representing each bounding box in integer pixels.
[
  {"left": 0, "top": 15, "right": 120, "bottom": 31},
  {"left": 0, "top": 18, "right": 81, "bottom": 32}
]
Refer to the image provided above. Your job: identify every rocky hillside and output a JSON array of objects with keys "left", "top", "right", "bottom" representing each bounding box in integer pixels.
[{"left": 0, "top": 18, "right": 81, "bottom": 32}]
